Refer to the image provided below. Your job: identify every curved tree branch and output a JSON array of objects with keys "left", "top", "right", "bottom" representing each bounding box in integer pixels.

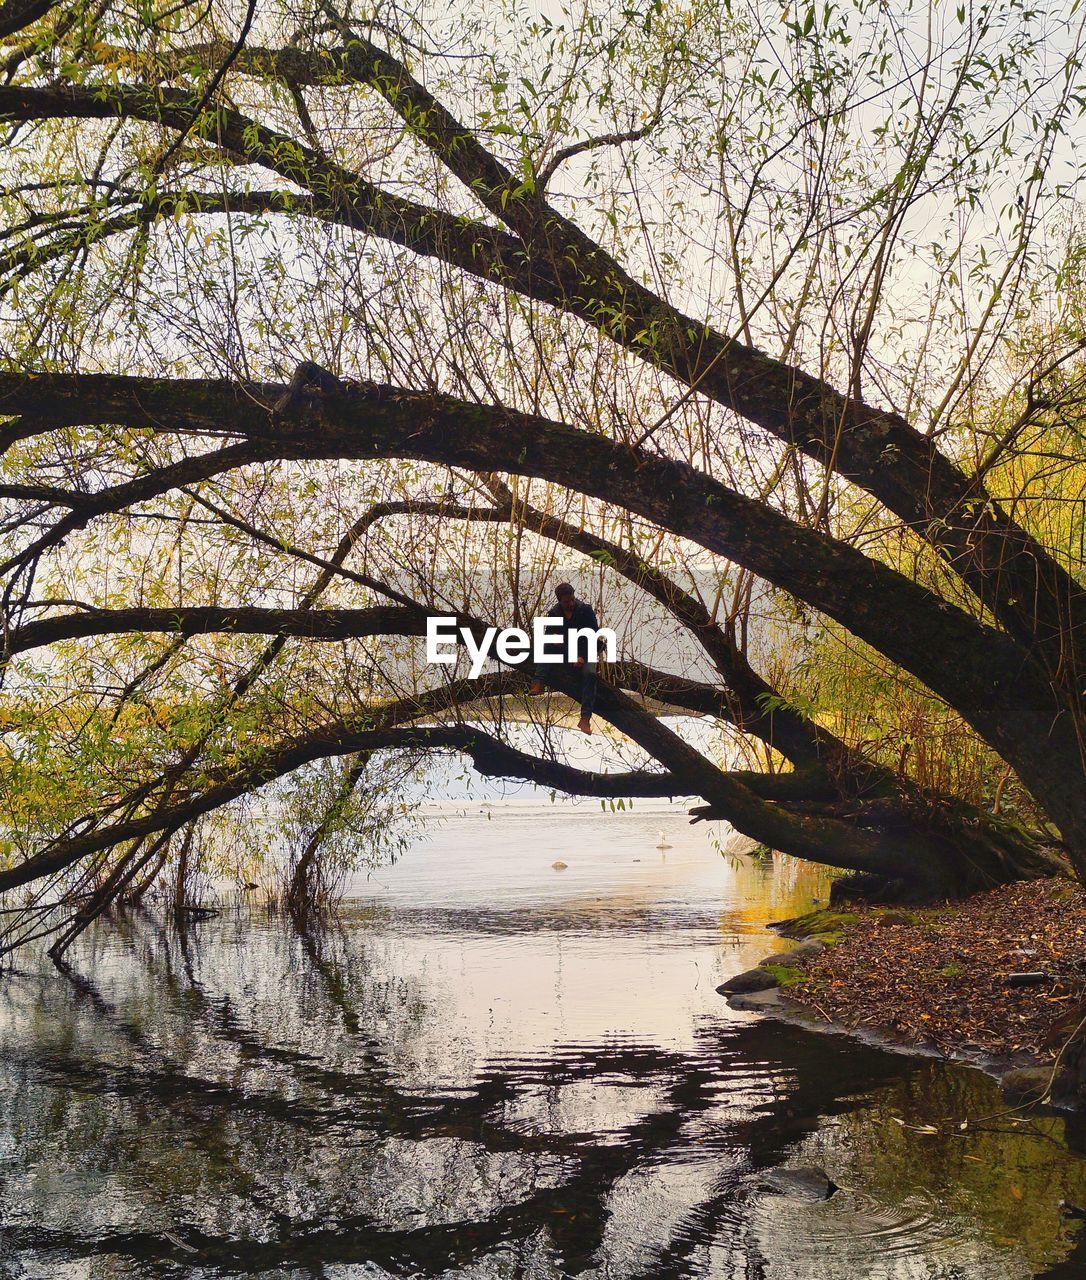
[
  {"left": 2, "top": 65, "right": 1081, "bottom": 689},
  {"left": 2, "top": 599, "right": 842, "bottom": 772},
  {"left": 0, "top": 366, "right": 1069, "bottom": 830},
  {"left": 0, "top": 707, "right": 901, "bottom": 899}
]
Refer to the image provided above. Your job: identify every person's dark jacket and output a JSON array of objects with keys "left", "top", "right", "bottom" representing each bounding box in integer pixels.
[{"left": 547, "top": 599, "right": 601, "bottom": 663}]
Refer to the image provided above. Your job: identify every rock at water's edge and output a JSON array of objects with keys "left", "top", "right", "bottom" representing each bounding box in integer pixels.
[
  {"left": 1000, "top": 1066, "right": 1052, "bottom": 1105},
  {"left": 758, "top": 940, "right": 824, "bottom": 968},
  {"left": 759, "top": 1166, "right": 839, "bottom": 1200},
  {"left": 717, "top": 968, "right": 779, "bottom": 995},
  {"left": 727, "top": 989, "right": 784, "bottom": 1012}
]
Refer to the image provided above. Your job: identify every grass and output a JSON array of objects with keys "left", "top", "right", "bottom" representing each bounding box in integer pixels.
[
  {"left": 762, "top": 963, "right": 809, "bottom": 988},
  {"left": 778, "top": 907, "right": 858, "bottom": 946}
]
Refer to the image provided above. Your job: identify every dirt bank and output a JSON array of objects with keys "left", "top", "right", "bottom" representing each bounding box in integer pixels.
[{"left": 721, "top": 878, "right": 1086, "bottom": 1106}]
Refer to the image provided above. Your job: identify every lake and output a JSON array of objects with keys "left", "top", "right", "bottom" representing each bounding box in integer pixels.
[{"left": 1, "top": 801, "right": 1085, "bottom": 1278}]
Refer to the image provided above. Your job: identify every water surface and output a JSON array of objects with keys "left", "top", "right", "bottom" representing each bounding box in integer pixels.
[{"left": 1, "top": 802, "right": 1085, "bottom": 1278}]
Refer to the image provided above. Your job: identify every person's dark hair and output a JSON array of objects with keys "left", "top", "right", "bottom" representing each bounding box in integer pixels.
[{"left": 554, "top": 582, "right": 575, "bottom": 599}]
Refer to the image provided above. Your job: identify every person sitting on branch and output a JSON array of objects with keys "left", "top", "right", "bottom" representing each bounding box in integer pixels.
[{"left": 528, "top": 582, "right": 600, "bottom": 735}]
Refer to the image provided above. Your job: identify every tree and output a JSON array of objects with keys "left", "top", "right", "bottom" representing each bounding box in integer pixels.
[{"left": 0, "top": 0, "right": 1084, "bottom": 957}]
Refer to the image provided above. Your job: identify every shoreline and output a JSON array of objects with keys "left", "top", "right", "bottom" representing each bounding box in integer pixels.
[{"left": 716, "top": 878, "right": 1086, "bottom": 1110}]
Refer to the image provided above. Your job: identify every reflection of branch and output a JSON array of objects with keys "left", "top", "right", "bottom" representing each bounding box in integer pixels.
[{"left": 0, "top": 1001, "right": 924, "bottom": 1275}]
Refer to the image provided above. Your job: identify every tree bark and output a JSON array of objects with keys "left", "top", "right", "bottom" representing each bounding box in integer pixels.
[{"left": 6, "top": 369, "right": 1077, "bottom": 870}]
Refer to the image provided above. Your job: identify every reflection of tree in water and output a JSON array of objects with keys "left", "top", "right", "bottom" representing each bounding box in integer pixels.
[
  {"left": 0, "top": 918, "right": 1083, "bottom": 1279},
  {"left": 797, "top": 1066, "right": 1086, "bottom": 1274}
]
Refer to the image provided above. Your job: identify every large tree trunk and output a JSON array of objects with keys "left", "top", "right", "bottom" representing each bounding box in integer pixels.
[
  {"left": 822, "top": 803, "right": 1066, "bottom": 902},
  {"left": 694, "top": 788, "right": 1067, "bottom": 901}
]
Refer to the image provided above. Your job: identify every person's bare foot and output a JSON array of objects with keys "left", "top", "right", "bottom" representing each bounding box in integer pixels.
[
  {"left": 529, "top": 680, "right": 544, "bottom": 695},
  {"left": 578, "top": 717, "right": 592, "bottom": 735}
]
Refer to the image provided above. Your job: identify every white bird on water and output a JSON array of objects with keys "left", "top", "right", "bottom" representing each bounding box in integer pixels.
[{"left": 656, "top": 831, "right": 672, "bottom": 850}]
